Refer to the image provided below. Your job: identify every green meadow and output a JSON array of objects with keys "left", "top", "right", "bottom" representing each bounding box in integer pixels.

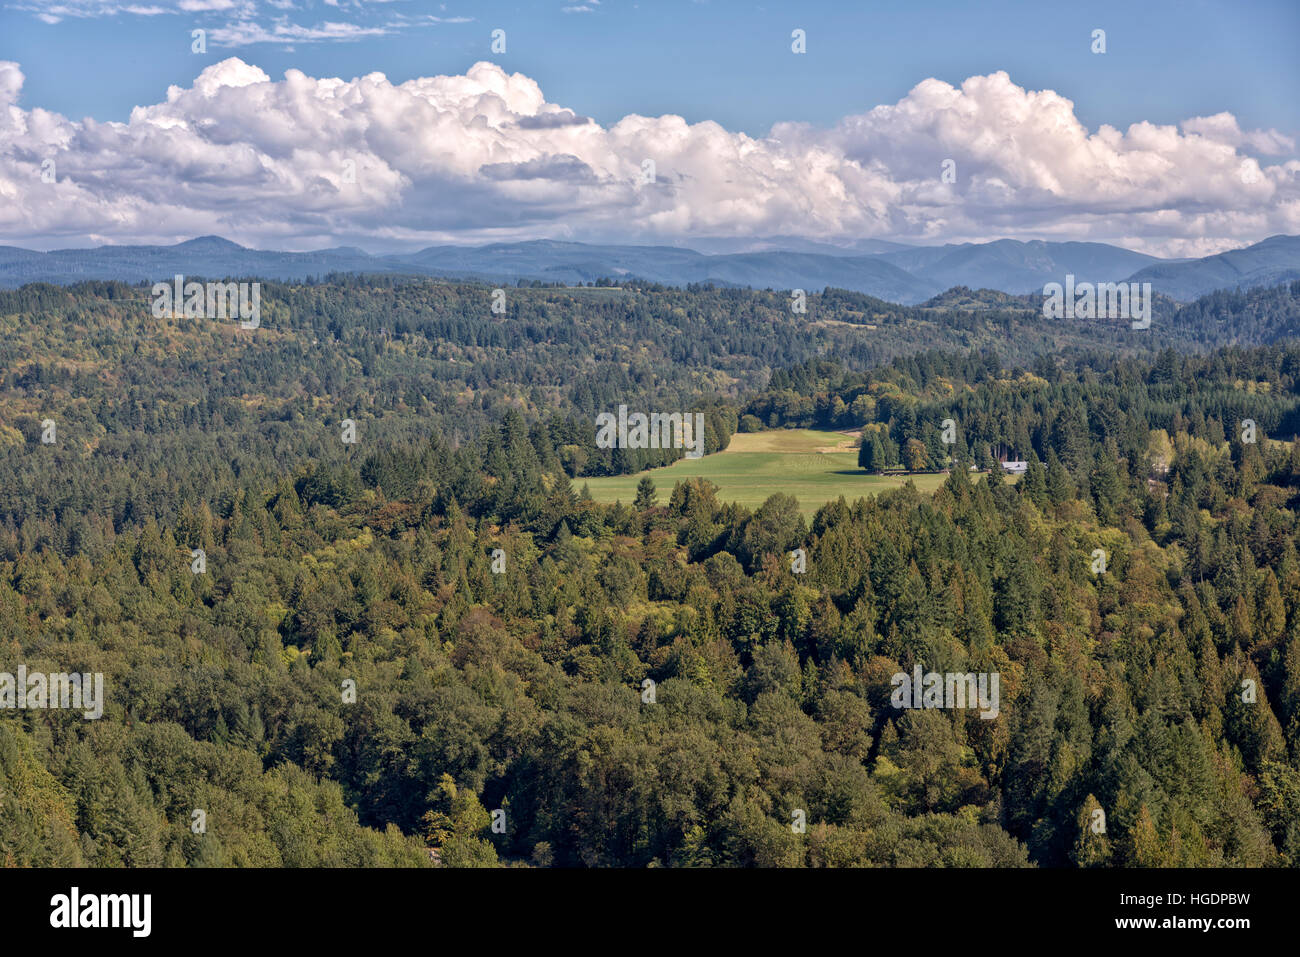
[{"left": 578, "top": 428, "right": 953, "bottom": 516}]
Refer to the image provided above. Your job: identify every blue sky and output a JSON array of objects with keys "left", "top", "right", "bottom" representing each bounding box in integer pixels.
[
  {"left": 4, "top": 0, "right": 1296, "bottom": 136},
  {"left": 0, "top": 0, "right": 1296, "bottom": 254}
]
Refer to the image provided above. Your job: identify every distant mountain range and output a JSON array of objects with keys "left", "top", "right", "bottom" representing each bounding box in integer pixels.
[{"left": 2, "top": 233, "right": 1298, "bottom": 305}]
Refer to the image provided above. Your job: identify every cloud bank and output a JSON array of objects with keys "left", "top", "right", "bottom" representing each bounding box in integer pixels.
[{"left": 1, "top": 58, "right": 1296, "bottom": 256}]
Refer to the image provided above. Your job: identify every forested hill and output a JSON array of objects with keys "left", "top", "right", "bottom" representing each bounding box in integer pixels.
[
  {"left": 1, "top": 277, "right": 1297, "bottom": 514},
  {"left": 2, "top": 277, "right": 1300, "bottom": 867}
]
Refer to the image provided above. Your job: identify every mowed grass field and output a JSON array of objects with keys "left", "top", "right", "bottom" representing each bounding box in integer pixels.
[{"left": 579, "top": 428, "right": 952, "bottom": 516}]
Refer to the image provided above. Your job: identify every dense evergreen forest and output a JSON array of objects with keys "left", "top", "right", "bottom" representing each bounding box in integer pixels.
[{"left": 2, "top": 276, "right": 1300, "bottom": 867}]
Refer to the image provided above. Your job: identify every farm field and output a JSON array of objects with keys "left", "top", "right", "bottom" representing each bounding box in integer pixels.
[{"left": 577, "top": 428, "right": 954, "bottom": 516}]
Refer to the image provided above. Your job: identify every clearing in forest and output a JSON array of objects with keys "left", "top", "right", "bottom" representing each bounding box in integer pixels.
[{"left": 578, "top": 428, "right": 952, "bottom": 516}]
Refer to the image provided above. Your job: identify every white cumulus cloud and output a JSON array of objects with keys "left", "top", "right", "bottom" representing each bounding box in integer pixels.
[{"left": 0, "top": 59, "right": 1295, "bottom": 254}]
